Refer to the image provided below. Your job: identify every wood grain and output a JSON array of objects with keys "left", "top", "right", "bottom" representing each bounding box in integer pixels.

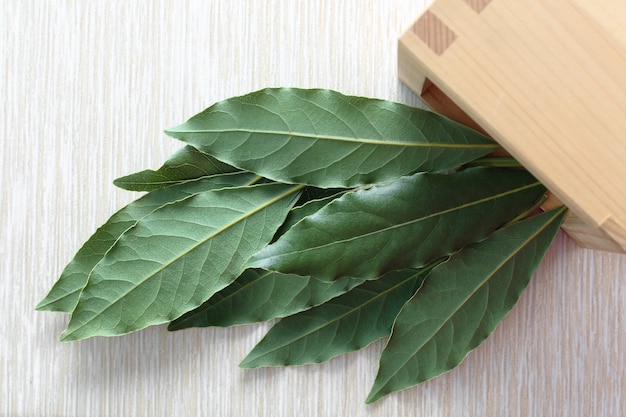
[
  {"left": 398, "top": 0, "right": 626, "bottom": 253},
  {"left": 1, "top": 1, "right": 624, "bottom": 416}
]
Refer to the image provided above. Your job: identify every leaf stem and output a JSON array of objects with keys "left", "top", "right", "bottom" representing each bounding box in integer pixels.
[
  {"left": 247, "top": 176, "right": 264, "bottom": 186},
  {"left": 502, "top": 194, "right": 558, "bottom": 227},
  {"left": 467, "top": 156, "right": 523, "bottom": 168}
]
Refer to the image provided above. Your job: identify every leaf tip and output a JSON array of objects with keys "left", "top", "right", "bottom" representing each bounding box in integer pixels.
[
  {"left": 35, "top": 295, "right": 61, "bottom": 312},
  {"left": 166, "top": 321, "right": 181, "bottom": 332},
  {"left": 163, "top": 124, "right": 186, "bottom": 138},
  {"left": 59, "top": 324, "right": 87, "bottom": 342},
  {"left": 243, "top": 253, "right": 270, "bottom": 272},
  {"left": 58, "top": 331, "right": 75, "bottom": 343},
  {"left": 238, "top": 358, "right": 254, "bottom": 369},
  {"left": 111, "top": 176, "right": 127, "bottom": 189},
  {"left": 364, "top": 389, "right": 384, "bottom": 404},
  {"left": 239, "top": 353, "right": 265, "bottom": 369}
]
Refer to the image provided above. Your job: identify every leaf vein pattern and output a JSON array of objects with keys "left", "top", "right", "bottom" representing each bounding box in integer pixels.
[
  {"left": 171, "top": 128, "right": 499, "bottom": 149},
  {"left": 249, "top": 271, "right": 423, "bottom": 357},
  {"left": 297, "top": 95, "right": 363, "bottom": 140},
  {"left": 268, "top": 182, "right": 542, "bottom": 257},
  {"left": 67, "top": 185, "right": 304, "bottom": 334},
  {"left": 380, "top": 210, "right": 562, "bottom": 384},
  {"left": 41, "top": 177, "right": 236, "bottom": 308}
]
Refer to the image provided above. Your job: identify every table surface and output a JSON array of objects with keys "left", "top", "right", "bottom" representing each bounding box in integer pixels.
[{"left": 1, "top": 2, "right": 624, "bottom": 416}]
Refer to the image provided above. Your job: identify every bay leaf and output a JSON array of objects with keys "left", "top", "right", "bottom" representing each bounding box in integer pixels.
[
  {"left": 366, "top": 208, "right": 566, "bottom": 403},
  {"left": 36, "top": 172, "right": 257, "bottom": 313},
  {"left": 168, "top": 269, "right": 364, "bottom": 330},
  {"left": 249, "top": 168, "right": 546, "bottom": 281},
  {"left": 113, "top": 145, "right": 238, "bottom": 192},
  {"left": 165, "top": 88, "right": 499, "bottom": 188},
  {"left": 59, "top": 182, "right": 302, "bottom": 341},
  {"left": 240, "top": 264, "right": 440, "bottom": 368}
]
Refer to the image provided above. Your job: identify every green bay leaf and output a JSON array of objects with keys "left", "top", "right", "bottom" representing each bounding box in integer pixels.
[
  {"left": 59, "top": 182, "right": 302, "bottom": 341},
  {"left": 165, "top": 88, "right": 499, "bottom": 188},
  {"left": 275, "top": 190, "right": 346, "bottom": 240},
  {"left": 239, "top": 265, "right": 438, "bottom": 368},
  {"left": 248, "top": 167, "right": 547, "bottom": 281},
  {"left": 366, "top": 207, "right": 566, "bottom": 403},
  {"left": 167, "top": 269, "right": 365, "bottom": 330},
  {"left": 113, "top": 145, "right": 238, "bottom": 192},
  {"left": 36, "top": 172, "right": 257, "bottom": 313}
]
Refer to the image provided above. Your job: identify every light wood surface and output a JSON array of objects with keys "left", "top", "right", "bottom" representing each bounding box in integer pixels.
[
  {"left": 398, "top": 0, "right": 626, "bottom": 253},
  {"left": 1, "top": 2, "right": 624, "bottom": 416}
]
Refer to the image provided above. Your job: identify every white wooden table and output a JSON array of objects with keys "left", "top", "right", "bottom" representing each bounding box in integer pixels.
[{"left": 1, "top": 2, "right": 624, "bottom": 416}]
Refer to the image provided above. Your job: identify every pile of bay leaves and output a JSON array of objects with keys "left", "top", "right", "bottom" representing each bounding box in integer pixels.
[{"left": 37, "top": 88, "right": 566, "bottom": 402}]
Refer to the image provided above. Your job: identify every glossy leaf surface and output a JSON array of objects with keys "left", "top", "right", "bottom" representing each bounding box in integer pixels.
[
  {"left": 165, "top": 88, "right": 499, "bottom": 188},
  {"left": 59, "top": 182, "right": 302, "bottom": 341},
  {"left": 366, "top": 208, "right": 566, "bottom": 403},
  {"left": 168, "top": 269, "right": 365, "bottom": 330},
  {"left": 249, "top": 168, "right": 546, "bottom": 281},
  {"left": 240, "top": 265, "right": 439, "bottom": 368},
  {"left": 274, "top": 192, "right": 345, "bottom": 240},
  {"left": 113, "top": 145, "right": 238, "bottom": 191},
  {"left": 36, "top": 172, "right": 257, "bottom": 313}
]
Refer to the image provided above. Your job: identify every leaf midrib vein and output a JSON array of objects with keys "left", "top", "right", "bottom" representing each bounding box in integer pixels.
[
  {"left": 372, "top": 208, "right": 564, "bottom": 396},
  {"left": 245, "top": 269, "right": 426, "bottom": 363},
  {"left": 171, "top": 128, "right": 498, "bottom": 149},
  {"left": 64, "top": 184, "right": 303, "bottom": 338},
  {"left": 267, "top": 182, "right": 543, "bottom": 258},
  {"left": 40, "top": 174, "right": 255, "bottom": 309}
]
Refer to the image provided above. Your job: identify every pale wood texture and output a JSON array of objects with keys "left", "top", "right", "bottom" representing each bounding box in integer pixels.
[
  {"left": 1, "top": 2, "right": 624, "bottom": 416},
  {"left": 398, "top": 0, "right": 626, "bottom": 253}
]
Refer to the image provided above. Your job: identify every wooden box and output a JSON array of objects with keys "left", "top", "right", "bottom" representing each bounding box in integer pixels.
[{"left": 399, "top": 0, "right": 626, "bottom": 253}]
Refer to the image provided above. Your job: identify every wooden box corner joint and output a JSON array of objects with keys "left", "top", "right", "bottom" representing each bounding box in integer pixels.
[{"left": 399, "top": 0, "right": 626, "bottom": 254}]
